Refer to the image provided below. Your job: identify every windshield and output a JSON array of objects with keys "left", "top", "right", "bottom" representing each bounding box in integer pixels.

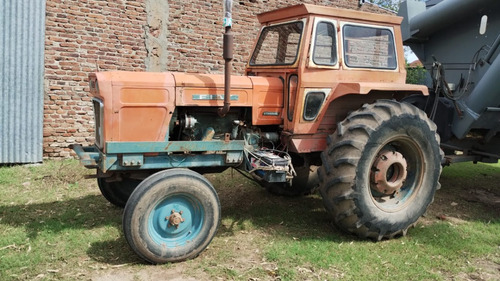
[{"left": 250, "top": 21, "right": 304, "bottom": 66}]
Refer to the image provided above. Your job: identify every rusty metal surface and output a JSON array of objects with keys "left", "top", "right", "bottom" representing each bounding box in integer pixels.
[
  {"left": 70, "top": 144, "right": 99, "bottom": 168},
  {"left": 0, "top": 0, "right": 46, "bottom": 163},
  {"left": 371, "top": 150, "right": 408, "bottom": 194},
  {"left": 166, "top": 210, "right": 185, "bottom": 229},
  {"left": 256, "top": 4, "right": 402, "bottom": 25}
]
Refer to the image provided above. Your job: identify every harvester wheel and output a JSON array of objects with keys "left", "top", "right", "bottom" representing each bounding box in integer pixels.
[
  {"left": 318, "top": 100, "right": 442, "bottom": 240},
  {"left": 97, "top": 178, "right": 141, "bottom": 208},
  {"left": 123, "top": 169, "right": 220, "bottom": 264}
]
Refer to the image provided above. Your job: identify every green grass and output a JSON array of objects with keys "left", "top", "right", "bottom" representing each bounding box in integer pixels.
[
  {"left": 263, "top": 220, "right": 499, "bottom": 280},
  {"left": 0, "top": 160, "right": 499, "bottom": 280},
  {"left": 0, "top": 160, "right": 136, "bottom": 280}
]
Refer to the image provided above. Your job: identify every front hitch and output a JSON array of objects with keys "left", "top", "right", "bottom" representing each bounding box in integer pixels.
[{"left": 70, "top": 144, "right": 100, "bottom": 168}]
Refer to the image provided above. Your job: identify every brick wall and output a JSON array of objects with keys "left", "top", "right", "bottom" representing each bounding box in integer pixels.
[
  {"left": 164, "top": 0, "right": 389, "bottom": 74},
  {"left": 43, "top": 0, "right": 389, "bottom": 158},
  {"left": 44, "top": 0, "right": 148, "bottom": 158}
]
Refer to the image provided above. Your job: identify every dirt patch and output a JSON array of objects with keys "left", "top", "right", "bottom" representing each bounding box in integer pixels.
[
  {"left": 294, "top": 265, "right": 345, "bottom": 280},
  {"left": 92, "top": 267, "right": 202, "bottom": 281},
  {"left": 425, "top": 170, "right": 500, "bottom": 222},
  {"left": 200, "top": 229, "right": 279, "bottom": 280},
  {"left": 91, "top": 230, "right": 275, "bottom": 281},
  {"left": 462, "top": 189, "right": 500, "bottom": 208},
  {"left": 451, "top": 259, "right": 500, "bottom": 281}
]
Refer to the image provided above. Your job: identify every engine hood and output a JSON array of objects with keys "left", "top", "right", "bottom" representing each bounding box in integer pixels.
[{"left": 172, "top": 73, "right": 253, "bottom": 89}]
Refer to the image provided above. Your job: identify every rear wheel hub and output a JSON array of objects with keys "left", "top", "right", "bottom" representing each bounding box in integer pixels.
[{"left": 371, "top": 149, "right": 408, "bottom": 195}]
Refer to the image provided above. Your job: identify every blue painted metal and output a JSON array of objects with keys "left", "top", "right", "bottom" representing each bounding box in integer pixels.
[
  {"left": 105, "top": 140, "right": 245, "bottom": 154},
  {"left": 101, "top": 153, "right": 241, "bottom": 172},
  {"left": 0, "top": 0, "right": 46, "bottom": 163},
  {"left": 226, "top": 151, "right": 244, "bottom": 164},
  {"left": 70, "top": 145, "right": 99, "bottom": 168},
  {"left": 370, "top": 182, "right": 417, "bottom": 211},
  {"left": 148, "top": 194, "right": 204, "bottom": 248},
  {"left": 121, "top": 154, "right": 145, "bottom": 167},
  {"left": 72, "top": 141, "right": 244, "bottom": 172}
]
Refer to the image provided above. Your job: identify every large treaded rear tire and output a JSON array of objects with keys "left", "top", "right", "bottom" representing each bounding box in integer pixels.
[{"left": 318, "top": 100, "right": 442, "bottom": 240}]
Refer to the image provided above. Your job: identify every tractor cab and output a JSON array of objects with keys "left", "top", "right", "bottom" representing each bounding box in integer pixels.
[{"left": 246, "top": 4, "right": 424, "bottom": 153}]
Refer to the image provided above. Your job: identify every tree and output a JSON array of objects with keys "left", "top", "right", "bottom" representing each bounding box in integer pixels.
[{"left": 406, "top": 64, "right": 427, "bottom": 85}]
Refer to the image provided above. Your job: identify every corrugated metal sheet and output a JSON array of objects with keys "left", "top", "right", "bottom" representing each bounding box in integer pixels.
[{"left": 0, "top": 0, "right": 46, "bottom": 163}]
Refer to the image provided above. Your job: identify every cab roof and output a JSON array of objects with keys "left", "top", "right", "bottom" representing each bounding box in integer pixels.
[{"left": 257, "top": 4, "right": 402, "bottom": 25}]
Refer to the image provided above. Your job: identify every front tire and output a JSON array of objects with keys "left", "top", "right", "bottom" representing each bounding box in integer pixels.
[
  {"left": 123, "top": 169, "right": 220, "bottom": 264},
  {"left": 319, "top": 100, "right": 442, "bottom": 240}
]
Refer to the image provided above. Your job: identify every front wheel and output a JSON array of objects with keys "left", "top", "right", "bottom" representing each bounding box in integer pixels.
[
  {"left": 319, "top": 100, "right": 442, "bottom": 240},
  {"left": 123, "top": 169, "right": 220, "bottom": 264}
]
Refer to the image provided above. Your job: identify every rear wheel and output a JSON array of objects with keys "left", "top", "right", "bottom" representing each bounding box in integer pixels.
[
  {"left": 97, "top": 177, "right": 141, "bottom": 208},
  {"left": 123, "top": 169, "right": 220, "bottom": 264},
  {"left": 318, "top": 100, "right": 442, "bottom": 240}
]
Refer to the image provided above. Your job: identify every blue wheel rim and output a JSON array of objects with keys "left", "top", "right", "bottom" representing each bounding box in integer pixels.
[{"left": 147, "top": 193, "right": 204, "bottom": 247}]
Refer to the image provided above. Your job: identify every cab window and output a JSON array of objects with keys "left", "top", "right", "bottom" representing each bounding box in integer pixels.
[
  {"left": 250, "top": 21, "right": 304, "bottom": 66},
  {"left": 343, "top": 24, "right": 397, "bottom": 69},
  {"left": 312, "top": 21, "right": 337, "bottom": 66}
]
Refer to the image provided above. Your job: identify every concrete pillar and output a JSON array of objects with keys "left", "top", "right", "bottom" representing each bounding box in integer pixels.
[{"left": 145, "top": 0, "right": 169, "bottom": 72}]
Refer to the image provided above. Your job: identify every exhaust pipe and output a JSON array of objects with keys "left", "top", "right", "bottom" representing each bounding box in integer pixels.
[{"left": 218, "top": 0, "right": 233, "bottom": 117}]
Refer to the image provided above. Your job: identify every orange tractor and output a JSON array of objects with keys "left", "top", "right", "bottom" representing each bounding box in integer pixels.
[{"left": 73, "top": 3, "right": 442, "bottom": 263}]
